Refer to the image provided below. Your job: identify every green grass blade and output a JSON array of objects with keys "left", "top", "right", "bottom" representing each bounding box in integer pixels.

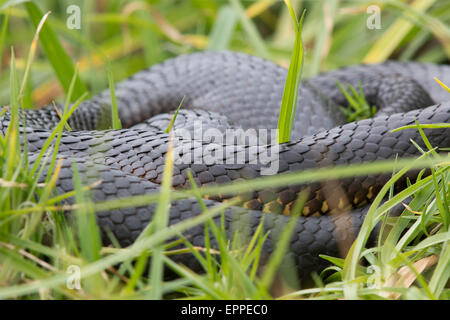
[
  {"left": 72, "top": 161, "right": 101, "bottom": 263},
  {"left": 148, "top": 134, "right": 175, "bottom": 299},
  {"left": 342, "top": 152, "right": 434, "bottom": 298},
  {"left": 277, "top": 8, "right": 305, "bottom": 144},
  {"left": 0, "top": 8, "right": 9, "bottom": 72},
  {"left": 29, "top": 92, "right": 88, "bottom": 177},
  {"left": 164, "top": 96, "right": 184, "bottom": 133},
  {"left": 207, "top": 5, "right": 238, "bottom": 51},
  {"left": 363, "top": 0, "right": 436, "bottom": 63},
  {"left": 24, "top": 2, "right": 88, "bottom": 100},
  {"left": 6, "top": 48, "right": 19, "bottom": 181},
  {"left": 107, "top": 60, "right": 122, "bottom": 130},
  {"left": 229, "top": 0, "right": 269, "bottom": 58},
  {"left": 429, "top": 238, "right": 450, "bottom": 297},
  {"left": 434, "top": 77, "right": 450, "bottom": 93},
  {"left": 18, "top": 10, "right": 50, "bottom": 102}
]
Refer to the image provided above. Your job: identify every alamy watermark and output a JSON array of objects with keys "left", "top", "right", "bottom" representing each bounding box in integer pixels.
[
  {"left": 66, "top": 265, "right": 81, "bottom": 290},
  {"left": 172, "top": 122, "right": 280, "bottom": 176},
  {"left": 366, "top": 5, "right": 382, "bottom": 30},
  {"left": 66, "top": 5, "right": 81, "bottom": 30}
]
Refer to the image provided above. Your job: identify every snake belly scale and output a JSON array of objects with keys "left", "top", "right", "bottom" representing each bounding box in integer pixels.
[{"left": 1, "top": 51, "right": 450, "bottom": 279}]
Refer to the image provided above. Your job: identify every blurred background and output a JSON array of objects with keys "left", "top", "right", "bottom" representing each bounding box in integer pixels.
[{"left": 0, "top": 0, "right": 449, "bottom": 108}]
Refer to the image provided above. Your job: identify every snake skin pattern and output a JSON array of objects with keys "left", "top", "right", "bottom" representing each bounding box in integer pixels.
[{"left": 1, "top": 51, "right": 450, "bottom": 280}]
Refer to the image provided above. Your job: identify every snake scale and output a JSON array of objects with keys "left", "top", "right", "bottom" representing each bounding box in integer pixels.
[{"left": 1, "top": 51, "right": 450, "bottom": 280}]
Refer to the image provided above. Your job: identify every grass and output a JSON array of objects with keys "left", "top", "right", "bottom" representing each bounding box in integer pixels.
[
  {"left": 337, "top": 81, "right": 377, "bottom": 122},
  {"left": 0, "top": 0, "right": 449, "bottom": 300},
  {"left": 277, "top": 1, "right": 305, "bottom": 144},
  {"left": 24, "top": 2, "right": 88, "bottom": 101},
  {"left": 107, "top": 59, "right": 122, "bottom": 130}
]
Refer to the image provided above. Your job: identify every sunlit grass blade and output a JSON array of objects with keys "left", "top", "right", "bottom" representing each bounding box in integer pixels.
[
  {"left": 6, "top": 48, "right": 19, "bottom": 182},
  {"left": 24, "top": 2, "right": 88, "bottom": 100},
  {"left": 277, "top": 6, "right": 305, "bottom": 144},
  {"left": 42, "top": 66, "right": 82, "bottom": 186},
  {"left": 0, "top": 9, "right": 10, "bottom": 72},
  {"left": 392, "top": 123, "right": 450, "bottom": 132},
  {"left": 434, "top": 77, "right": 450, "bottom": 93},
  {"left": 24, "top": 156, "right": 441, "bottom": 217},
  {"left": 164, "top": 96, "right": 184, "bottom": 133},
  {"left": 184, "top": 171, "right": 216, "bottom": 281},
  {"left": 29, "top": 91, "right": 88, "bottom": 177},
  {"left": 148, "top": 133, "right": 175, "bottom": 299},
  {"left": 19, "top": 10, "right": 50, "bottom": 102},
  {"left": 72, "top": 161, "right": 101, "bottom": 263},
  {"left": 107, "top": 60, "right": 122, "bottom": 130},
  {"left": 71, "top": 160, "right": 104, "bottom": 294}
]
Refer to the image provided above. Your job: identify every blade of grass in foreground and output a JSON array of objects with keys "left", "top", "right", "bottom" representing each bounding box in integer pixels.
[
  {"left": 342, "top": 151, "right": 443, "bottom": 299},
  {"left": 148, "top": 133, "right": 175, "bottom": 299},
  {"left": 72, "top": 161, "right": 101, "bottom": 263},
  {"left": 277, "top": 3, "right": 305, "bottom": 144},
  {"left": 72, "top": 160, "right": 105, "bottom": 295},
  {"left": 0, "top": 9, "right": 10, "bottom": 72},
  {"left": 19, "top": 10, "right": 50, "bottom": 102},
  {"left": 107, "top": 60, "right": 122, "bottom": 130},
  {"left": 164, "top": 96, "right": 184, "bottom": 133},
  {"left": 434, "top": 78, "right": 450, "bottom": 93}
]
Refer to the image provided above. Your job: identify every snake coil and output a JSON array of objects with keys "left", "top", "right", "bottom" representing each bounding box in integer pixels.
[{"left": 1, "top": 51, "right": 449, "bottom": 280}]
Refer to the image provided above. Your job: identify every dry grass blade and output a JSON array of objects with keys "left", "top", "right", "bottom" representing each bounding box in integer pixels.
[
  {"left": 382, "top": 255, "right": 439, "bottom": 299},
  {"left": 19, "top": 10, "right": 51, "bottom": 100}
]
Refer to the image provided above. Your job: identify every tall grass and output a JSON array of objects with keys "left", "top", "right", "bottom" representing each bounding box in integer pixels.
[{"left": 277, "top": 1, "right": 305, "bottom": 144}]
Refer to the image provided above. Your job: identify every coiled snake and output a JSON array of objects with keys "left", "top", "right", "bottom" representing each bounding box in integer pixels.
[{"left": 1, "top": 51, "right": 449, "bottom": 280}]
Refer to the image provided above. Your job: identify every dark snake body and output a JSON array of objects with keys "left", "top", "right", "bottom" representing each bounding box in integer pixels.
[{"left": 2, "top": 51, "right": 450, "bottom": 280}]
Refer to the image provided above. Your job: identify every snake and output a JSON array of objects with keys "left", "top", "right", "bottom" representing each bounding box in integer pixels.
[{"left": 1, "top": 51, "right": 450, "bottom": 281}]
